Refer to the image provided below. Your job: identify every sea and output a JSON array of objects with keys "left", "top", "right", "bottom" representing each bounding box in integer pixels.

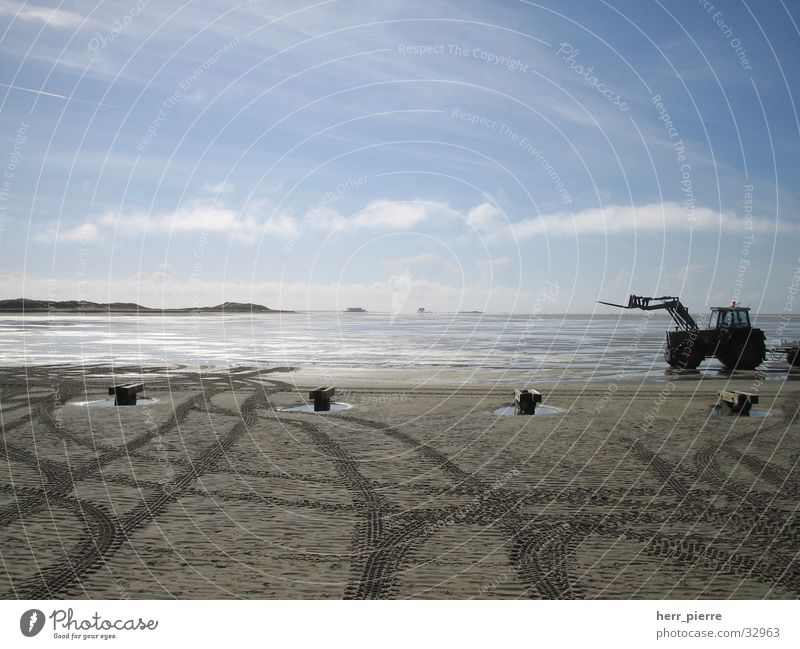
[{"left": 1, "top": 312, "right": 799, "bottom": 383}]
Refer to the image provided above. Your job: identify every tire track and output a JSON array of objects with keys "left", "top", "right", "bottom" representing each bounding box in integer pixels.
[
  {"left": 15, "top": 390, "right": 267, "bottom": 598},
  {"left": 327, "top": 415, "right": 489, "bottom": 598},
  {"left": 621, "top": 436, "right": 799, "bottom": 571},
  {"left": 0, "top": 443, "right": 69, "bottom": 483},
  {"left": 0, "top": 389, "right": 216, "bottom": 528},
  {"left": 11, "top": 495, "right": 120, "bottom": 599},
  {"left": 119, "top": 390, "right": 267, "bottom": 537},
  {"left": 720, "top": 446, "right": 800, "bottom": 497},
  {"left": 336, "top": 414, "right": 484, "bottom": 493},
  {"left": 620, "top": 436, "right": 692, "bottom": 498},
  {"left": 4, "top": 368, "right": 796, "bottom": 599},
  {"left": 624, "top": 529, "right": 800, "bottom": 596},
  {"left": 692, "top": 410, "right": 795, "bottom": 508},
  {"left": 347, "top": 510, "right": 446, "bottom": 599},
  {"left": 329, "top": 415, "right": 563, "bottom": 599},
  {"left": 508, "top": 524, "right": 580, "bottom": 599},
  {"left": 277, "top": 417, "right": 389, "bottom": 599},
  {"left": 34, "top": 386, "right": 102, "bottom": 452}
]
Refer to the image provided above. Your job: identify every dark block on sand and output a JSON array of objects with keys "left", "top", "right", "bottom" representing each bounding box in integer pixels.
[
  {"left": 718, "top": 390, "right": 758, "bottom": 415},
  {"left": 108, "top": 383, "right": 144, "bottom": 406},
  {"left": 514, "top": 388, "right": 542, "bottom": 415},
  {"left": 309, "top": 386, "right": 335, "bottom": 412}
]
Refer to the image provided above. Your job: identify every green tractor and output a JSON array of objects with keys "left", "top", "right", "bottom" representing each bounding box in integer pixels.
[{"left": 598, "top": 295, "right": 766, "bottom": 370}]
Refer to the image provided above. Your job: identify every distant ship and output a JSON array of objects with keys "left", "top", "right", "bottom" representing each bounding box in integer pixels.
[
  {"left": 345, "top": 307, "right": 367, "bottom": 313},
  {"left": 417, "top": 307, "right": 425, "bottom": 313}
]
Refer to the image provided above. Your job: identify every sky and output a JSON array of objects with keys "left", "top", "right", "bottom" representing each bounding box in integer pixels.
[{"left": 0, "top": 0, "right": 798, "bottom": 313}]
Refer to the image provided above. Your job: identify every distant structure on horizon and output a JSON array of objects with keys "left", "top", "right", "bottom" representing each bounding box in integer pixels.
[
  {"left": 345, "top": 307, "right": 367, "bottom": 313},
  {"left": 417, "top": 307, "right": 425, "bottom": 313}
]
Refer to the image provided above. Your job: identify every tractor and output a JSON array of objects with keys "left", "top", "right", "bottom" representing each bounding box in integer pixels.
[{"left": 598, "top": 295, "right": 766, "bottom": 370}]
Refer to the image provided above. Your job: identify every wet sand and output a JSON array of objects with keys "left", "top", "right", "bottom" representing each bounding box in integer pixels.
[{"left": 0, "top": 363, "right": 798, "bottom": 599}]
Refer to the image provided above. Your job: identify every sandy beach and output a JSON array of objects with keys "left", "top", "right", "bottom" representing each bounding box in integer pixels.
[{"left": 1, "top": 363, "right": 798, "bottom": 599}]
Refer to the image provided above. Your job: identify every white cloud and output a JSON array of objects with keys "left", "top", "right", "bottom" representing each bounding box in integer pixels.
[
  {"left": 36, "top": 199, "right": 791, "bottom": 248},
  {"left": 31, "top": 197, "right": 454, "bottom": 246},
  {"left": 303, "top": 200, "right": 453, "bottom": 233},
  {"left": 347, "top": 200, "right": 452, "bottom": 230},
  {"left": 490, "top": 202, "right": 798, "bottom": 239},
  {"left": 33, "top": 221, "right": 99, "bottom": 243},
  {"left": 95, "top": 206, "right": 237, "bottom": 234},
  {"left": 466, "top": 202, "right": 506, "bottom": 231},
  {"left": 88, "top": 198, "right": 450, "bottom": 243},
  {"left": 0, "top": 1, "right": 84, "bottom": 27},
  {"left": 95, "top": 203, "right": 298, "bottom": 243},
  {"left": 146, "top": 205, "right": 239, "bottom": 233},
  {"left": 305, "top": 205, "right": 345, "bottom": 230}
]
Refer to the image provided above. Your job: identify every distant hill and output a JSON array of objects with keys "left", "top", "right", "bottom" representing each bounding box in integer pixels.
[
  {"left": 0, "top": 298, "right": 291, "bottom": 313},
  {"left": 194, "top": 302, "right": 280, "bottom": 313}
]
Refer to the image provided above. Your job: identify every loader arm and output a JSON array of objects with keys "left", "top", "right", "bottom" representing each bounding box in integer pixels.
[{"left": 597, "top": 294, "right": 698, "bottom": 331}]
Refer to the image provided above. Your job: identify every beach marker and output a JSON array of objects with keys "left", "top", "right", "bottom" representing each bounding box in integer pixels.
[
  {"left": 717, "top": 390, "right": 758, "bottom": 415},
  {"left": 514, "top": 388, "right": 542, "bottom": 415},
  {"left": 108, "top": 383, "right": 145, "bottom": 406},
  {"left": 309, "top": 386, "right": 335, "bottom": 412}
]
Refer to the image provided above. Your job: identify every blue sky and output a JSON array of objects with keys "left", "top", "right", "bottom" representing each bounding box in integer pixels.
[{"left": 0, "top": 0, "right": 798, "bottom": 313}]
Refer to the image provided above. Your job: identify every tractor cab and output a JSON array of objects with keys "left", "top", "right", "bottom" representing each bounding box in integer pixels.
[{"left": 708, "top": 305, "right": 751, "bottom": 330}]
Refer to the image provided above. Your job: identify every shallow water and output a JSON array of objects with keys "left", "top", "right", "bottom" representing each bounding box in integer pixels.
[
  {"left": 1, "top": 312, "right": 798, "bottom": 383},
  {"left": 492, "top": 405, "right": 562, "bottom": 416},
  {"left": 277, "top": 402, "right": 352, "bottom": 413},
  {"left": 710, "top": 404, "right": 774, "bottom": 418},
  {"left": 69, "top": 397, "right": 159, "bottom": 409}
]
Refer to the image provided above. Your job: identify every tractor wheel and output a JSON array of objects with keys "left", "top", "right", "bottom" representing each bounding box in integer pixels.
[
  {"left": 716, "top": 331, "right": 766, "bottom": 370},
  {"left": 787, "top": 346, "right": 800, "bottom": 367},
  {"left": 665, "top": 340, "right": 703, "bottom": 369}
]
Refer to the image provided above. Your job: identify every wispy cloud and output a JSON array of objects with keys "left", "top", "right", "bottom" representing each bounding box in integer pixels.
[
  {"left": 33, "top": 221, "right": 99, "bottom": 243},
  {"left": 35, "top": 198, "right": 796, "bottom": 246},
  {"left": 486, "top": 202, "right": 797, "bottom": 239},
  {"left": 0, "top": 1, "right": 84, "bottom": 28},
  {"left": 302, "top": 199, "right": 455, "bottom": 234},
  {"left": 346, "top": 200, "right": 453, "bottom": 230},
  {"left": 466, "top": 202, "right": 506, "bottom": 231},
  {"left": 0, "top": 82, "right": 115, "bottom": 107},
  {"left": 94, "top": 203, "right": 297, "bottom": 243},
  {"left": 38, "top": 198, "right": 454, "bottom": 245}
]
